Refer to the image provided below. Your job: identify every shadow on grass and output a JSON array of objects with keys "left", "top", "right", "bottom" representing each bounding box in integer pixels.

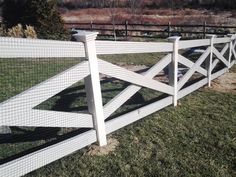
[
  {"left": 0, "top": 128, "right": 90, "bottom": 165},
  {"left": 0, "top": 73, "right": 152, "bottom": 164},
  {"left": 0, "top": 64, "right": 219, "bottom": 166}
]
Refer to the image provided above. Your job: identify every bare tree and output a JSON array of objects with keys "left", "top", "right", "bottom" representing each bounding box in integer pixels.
[
  {"left": 108, "top": 0, "right": 120, "bottom": 40},
  {"left": 128, "top": 0, "right": 143, "bottom": 15},
  {"left": 127, "top": 0, "right": 144, "bottom": 23}
]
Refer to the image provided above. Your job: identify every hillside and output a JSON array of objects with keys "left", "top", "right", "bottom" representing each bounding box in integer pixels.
[{"left": 58, "top": 0, "right": 236, "bottom": 9}]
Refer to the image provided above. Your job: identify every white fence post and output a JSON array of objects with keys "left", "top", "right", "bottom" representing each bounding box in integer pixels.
[
  {"left": 73, "top": 31, "right": 107, "bottom": 146},
  {"left": 234, "top": 34, "right": 236, "bottom": 63},
  {"left": 227, "top": 34, "right": 234, "bottom": 69},
  {"left": 168, "top": 36, "right": 181, "bottom": 107},
  {"left": 206, "top": 35, "right": 216, "bottom": 87}
]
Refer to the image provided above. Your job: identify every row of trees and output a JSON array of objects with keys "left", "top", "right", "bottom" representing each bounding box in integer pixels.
[
  {"left": 213, "top": 0, "right": 236, "bottom": 9},
  {"left": 58, "top": 0, "right": 236, "bottom": 9},
  {"left": 1, "top": 0, "right": 69, "bottom": 40}
]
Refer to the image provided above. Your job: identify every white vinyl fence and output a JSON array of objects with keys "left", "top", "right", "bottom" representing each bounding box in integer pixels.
[{"left": 0, "top": 31, "right": 236, "bottom": 177}]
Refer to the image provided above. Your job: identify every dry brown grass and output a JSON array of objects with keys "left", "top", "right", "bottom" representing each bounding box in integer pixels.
[
  {"left": 62, "top": 8, "right": 236, "bottom": 25},
  {"left": 87, "top": 137, "right": 119, "bottom": 156}
]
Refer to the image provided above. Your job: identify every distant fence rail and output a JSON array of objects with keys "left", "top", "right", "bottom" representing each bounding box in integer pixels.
[
  {"left": 0, "top": 31, "right": 236, "bottom": 176},
  {"left": 65, "top": 22, "right": 236, "bottom": 39}
]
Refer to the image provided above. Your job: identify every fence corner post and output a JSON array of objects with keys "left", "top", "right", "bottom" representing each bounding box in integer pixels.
[
  {"left": 73, "top": 31, "right": 107, "bottom": 146},
  {"left": 206, "top": 34, "right": 216, "bottom": 87},
  {"left": 168, "top": 36, "right": 181, "bottom": 107}
]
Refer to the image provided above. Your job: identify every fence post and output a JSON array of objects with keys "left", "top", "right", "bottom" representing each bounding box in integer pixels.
[
  {"left": 203, "top": 21, "right": 207, "bottom": 38},
  {"left": 113, "top": 23, "right": 117, "bottom": 41},
  {"left": 233, "top": 34, "right": 236, "bottom": 63},
  {"left": 168, "top": 22, "right": 171, "bottom": 37},
  {"left": 73, "top": 31, "right": 107, "bottom": 146},
  {"left": 168, "top": 36, "right": 181, "bottom": 107},
  {"left": 227, "top": 34, "right": 235, "bottom": 69},
  {"left": 90, "top": 21, "right": 93, "bottom": 31},
  {"left": 125, "top": 20, "right": 128, "bottom": 37},
  {"left": 206, "top": 35, "right": 216, "bottom": 87}
]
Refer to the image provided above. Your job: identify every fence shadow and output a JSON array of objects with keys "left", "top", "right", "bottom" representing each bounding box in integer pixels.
[
  {"left": 0, "top": 62, "right": 229, "bottom": 165},
  {"left": 0, "top": 128, "right": 90, "bottom": 165},
  {"left": 0, "top": 68, "right": 156, "bottom": 164}
]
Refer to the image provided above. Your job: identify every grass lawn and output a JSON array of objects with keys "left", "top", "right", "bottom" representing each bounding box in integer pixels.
[
  {"left": 0, "top": 54, "right": 235, "bottom": 177},
  {"left": 28, "top": 90, "right": 236, "bottom": 177}
]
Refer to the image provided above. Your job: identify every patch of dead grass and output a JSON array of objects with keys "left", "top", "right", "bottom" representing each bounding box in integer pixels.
[
  {"left": 87, "top": 137, "right": 119, "bottom": 156},
  {"left": 211, "top": 72, "right": 236, "bottom": 94}
]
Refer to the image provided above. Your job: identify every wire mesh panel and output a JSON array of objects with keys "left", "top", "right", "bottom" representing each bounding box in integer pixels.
[
  {"left": 0, "top": 37, "right": 95, "bottom": 176},
  {"left": 0, "top": 34, "right": 235, "bottom": 177}
]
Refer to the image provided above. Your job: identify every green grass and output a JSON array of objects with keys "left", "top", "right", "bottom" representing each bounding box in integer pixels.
[
  {"left": 0, "top": 58, "right": 80, "bottom": 102},
  {"left": 0, "top": 58, "right": 81, "bottom": 160},
  {"left": 26, "top": 90, "right": 236, "bottom": 177},
  {"left": 98, "top": 53, "right": 166, "bottom": 66},
  {"left": 0, "top": 56, "right": 235, "bottom": 177}
]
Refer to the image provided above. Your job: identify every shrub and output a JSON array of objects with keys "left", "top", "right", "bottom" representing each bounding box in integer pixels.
[
  {"left": 6, "top": 24, "right": 37, "bottom": 39},
  {"left": 24, "top": 25, "right": 37, "bottom": 39},
  {"left": 2, "top": 0, "right": 69, "bottom": 40},
  {"left": 0, "top": 24, "right": 6, "bottom": 37},
  {"left": 7, "top": 24, "right": 24, "bottom": 38}
]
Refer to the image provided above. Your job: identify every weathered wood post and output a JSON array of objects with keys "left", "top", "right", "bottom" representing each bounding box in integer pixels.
[
  {"left": 206, "top": 35, "right": 216, "bottom": 87},
  {"left": 90, "top": 21, "right": 93, "bottom": 31},
  {"left": 113, "top": 23, "right": 117, "bottom": 41},
  {"left": 168, "top": 22, "right": 171, "bottom": 37},
  {"left": 73, "top": 31, "right": 107, "bottom": 146},
  {"left": 125, "top": 20, "right": 128, "bottom": 38},
  {"left": 168, "top": 36, "right": 181, "bottom": 107},
  {"left": 203, "top": 21, "right": 207, "bottom": 38}
]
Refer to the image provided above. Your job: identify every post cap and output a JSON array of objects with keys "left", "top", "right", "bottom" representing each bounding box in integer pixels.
[
  {"left": 72, "top": 30, "right": 98, "bottom": 42},
  {"left": 206, "top": 34, "right": 216, "bottom": 39},
  {"left": 167, "top": 36, "right": 181, "bottom": 42},
  {"left": 227, "top": 34, "right": 236, "bottom": 40}
]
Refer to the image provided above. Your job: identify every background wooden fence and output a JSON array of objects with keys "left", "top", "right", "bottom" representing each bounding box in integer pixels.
[{"left": 65, "top": 22, "right": 236, "bottom": 39}]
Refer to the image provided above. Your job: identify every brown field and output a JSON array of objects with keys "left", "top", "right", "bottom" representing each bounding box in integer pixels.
[{"left": 61, "top": 8, "right": 236, "bottom": 25}]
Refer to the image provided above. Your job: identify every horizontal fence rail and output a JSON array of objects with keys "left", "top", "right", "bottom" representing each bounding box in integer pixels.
[
  {"left": 0, "top": 37, "right": 86, "bottom": 58},
  {"left": 95, "top": 41, "right": 173, "bottom": 54},
  {"left": 0, "top": 32, "right": 236, "bottom": 177},
  {"left": 66, "top": 22, "right": 236, "bottom": 39}
]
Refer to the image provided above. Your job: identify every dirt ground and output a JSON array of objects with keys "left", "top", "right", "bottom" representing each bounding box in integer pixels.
[
  {"left": 211, "top": 72, "right": 236, "bottom": 94},
  {"left": 87, "top": 137, "right": 119, "bottom": 156}
]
